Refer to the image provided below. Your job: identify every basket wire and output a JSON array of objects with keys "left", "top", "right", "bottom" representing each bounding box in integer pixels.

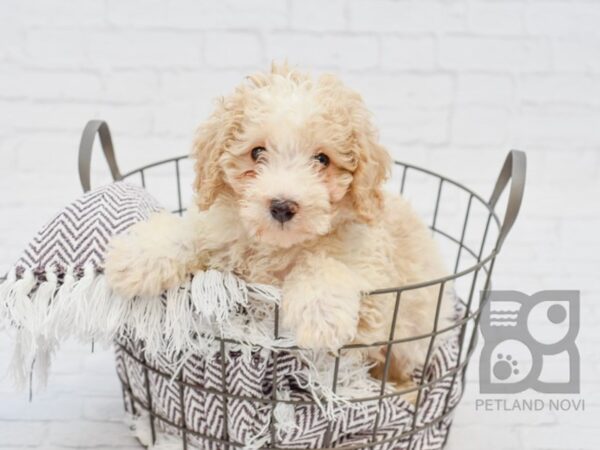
[{"left": 79, "top": 120, "right": 525, "bottom": 450}]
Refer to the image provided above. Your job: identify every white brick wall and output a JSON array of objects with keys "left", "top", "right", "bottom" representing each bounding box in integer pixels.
[{"left": 1, "top": 1, "right": 599, "bottom": 449}]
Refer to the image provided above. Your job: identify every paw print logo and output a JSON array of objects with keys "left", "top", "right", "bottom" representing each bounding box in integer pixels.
[
  {"left": 494, "top": 354, "right": 519, "bottom": 380},
  {"left": 479, "top": 290, "right": 580, "bottom": 394}
]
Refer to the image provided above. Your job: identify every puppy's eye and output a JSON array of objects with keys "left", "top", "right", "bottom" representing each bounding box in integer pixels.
[
  {"left": 314, "top": 153, "right": 330, "bottom": 167},
  {"left": 251, "top": 146, "right": 266, "bottom": 161}
]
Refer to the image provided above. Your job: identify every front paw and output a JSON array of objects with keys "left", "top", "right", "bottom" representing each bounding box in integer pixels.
[
  {"left": 282, "top": 286, "right": 361, "bottom": 352},
  {"left": 104, "top": 229, "right": 186, "bottom": 298}
]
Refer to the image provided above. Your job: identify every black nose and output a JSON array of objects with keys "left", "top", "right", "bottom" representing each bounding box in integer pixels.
[{"left": 270, "top": 199, "right": 298, "bottom": 224}]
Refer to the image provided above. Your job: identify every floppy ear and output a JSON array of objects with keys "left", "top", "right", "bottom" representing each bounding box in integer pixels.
[
  {"left": 317, "top": 73, "right": 391, "bottom": 223},
  {"left": 192, "top": 94, "right": 243, "bottom": 210},
  {"left": 350, "top": 122, "right": 392, "bottom": 223}
]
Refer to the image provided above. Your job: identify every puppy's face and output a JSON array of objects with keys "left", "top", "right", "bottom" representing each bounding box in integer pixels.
[
  {"left": 220, "top": 92, "right": 358, "bottom": 248},
  {"left": 193, "top": 65, "right": 391, "bottom": 248}
]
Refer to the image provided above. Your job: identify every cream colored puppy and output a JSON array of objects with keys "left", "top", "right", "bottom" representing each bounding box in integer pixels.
[{"left": 105, "top": 64, "right": 453, "bottom": 388}]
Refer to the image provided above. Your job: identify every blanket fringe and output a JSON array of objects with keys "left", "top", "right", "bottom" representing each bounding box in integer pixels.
[
  {"left": 0, "top": 268, "right": 258, "bottom": 385},
  {"left": 0, "top": 267, "right": 377, "bottom": 419}
]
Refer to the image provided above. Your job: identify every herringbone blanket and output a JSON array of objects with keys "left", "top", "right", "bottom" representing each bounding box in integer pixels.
[{"left": 0, "top": 182, "right": 464, "bottom": 450}]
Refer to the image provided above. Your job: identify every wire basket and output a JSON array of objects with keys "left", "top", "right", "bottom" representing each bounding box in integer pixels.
[{"left": 79, "top": 120, "right": 526, "bottom": 450}]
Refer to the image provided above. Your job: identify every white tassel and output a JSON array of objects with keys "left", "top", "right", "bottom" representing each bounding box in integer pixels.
[
  {"left": 70, "top": 263, "right": 97, "bottom": 338},
  {"left": 51, "top": 266, "right": 76, "bottom": 341},
  {"left": 164, "top": 280, "right": 194, "bottom": 355},
  {"left": 222, "top": 270, "right": 249, "bottom": 313},
  {"left": 0, "top": 268, "right": 18, "bottom": 325},
  {"left": 8, "top": 332, "right": 28, "bottom": 388},
  {"left": 1, "top": 265, "right": 397, "bottom": 418},
  {"left": 248, "top": 283, "right": 282, "bottom": 305},
  {"left": 98, "top": 276, "right": 132, "bottom": 341},
  {"left": 190, "top": 270, "right": 218, "bottom": 320},
  {"left": 190, "top": 270, "right": 246, "bottom": 330},
  {"left": 130, "top": 293, "right": 166, "bottom": 355},
  {"left": 27, "top": 266, "right": 60, "bottom": 391},
  {"left": 31, "top": 265, "right": 58, "bottom": 340},
  {"left": 33, "top": 336, "right": 55, "bottom": 390},
  {"left": 8, "top": 269, "right": 36, "bottom": 328},
  {"left": 5, "top": 270, "right": 37, "bottom": 385}
]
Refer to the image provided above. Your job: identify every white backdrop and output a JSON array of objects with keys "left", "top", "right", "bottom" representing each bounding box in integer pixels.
[{"left": 1, "top": 1, "right": 599, "bottom": 449}]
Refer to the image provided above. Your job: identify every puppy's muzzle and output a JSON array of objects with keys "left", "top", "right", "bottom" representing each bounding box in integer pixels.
[{"left": 270, "top": 199, "right": 298, "bottom": 224}]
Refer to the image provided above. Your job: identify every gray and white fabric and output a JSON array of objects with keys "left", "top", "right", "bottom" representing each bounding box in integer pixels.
[
  {"left": 117, "top": 336, "right": 461, "bottom": 450},
  {"left": 0, "top": 182, "right": 464, "bottom": 450},
  {"left": 17, "top": 182, "right": 162, "bottom": 273}
]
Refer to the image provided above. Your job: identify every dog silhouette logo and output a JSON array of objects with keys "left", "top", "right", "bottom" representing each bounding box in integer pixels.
[{"left": 479, "top": 290, "right": 580, "bottom": 394}]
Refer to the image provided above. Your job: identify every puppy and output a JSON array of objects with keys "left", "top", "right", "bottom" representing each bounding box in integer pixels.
[{"left": 105, "top": 63, "right": 453, "bottom": 391}]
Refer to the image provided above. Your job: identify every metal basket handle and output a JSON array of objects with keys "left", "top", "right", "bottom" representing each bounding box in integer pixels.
[
  {"left": 78, "top": 120, "right": 122, "bottom": 192},
  {"left": 489, "top": 149, "right": 526, "bottom": 251}
]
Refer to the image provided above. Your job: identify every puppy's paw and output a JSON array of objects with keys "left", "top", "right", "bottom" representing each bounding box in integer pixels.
[
  {"left": 104, "top": 238, "right": 186, "bottom": 298},
  {"left": 104, "top": 213, "right": 189, "bottom": 298},
  {"left": 294, "top": 307, "right": 357, "bottom": 352},
  {"left": 282, "top": 283, "right": 361, "bottom": 352}
]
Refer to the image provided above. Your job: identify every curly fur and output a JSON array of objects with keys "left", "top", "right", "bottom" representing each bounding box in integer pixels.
[{"left": 105, "top": 63, "right": 454, "bottom": 391}]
